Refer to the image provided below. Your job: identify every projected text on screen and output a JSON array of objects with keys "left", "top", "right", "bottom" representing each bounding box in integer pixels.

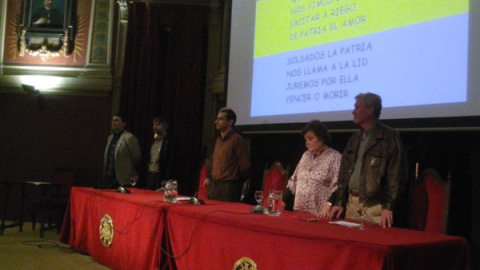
[{"left": 250, "top": 0, "right": 469, "bottom": 117}]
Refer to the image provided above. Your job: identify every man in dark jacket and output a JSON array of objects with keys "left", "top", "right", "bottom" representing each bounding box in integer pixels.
[
  {"left": 145, "top": 117, "right": 176, "bottom": 190},
  {"left": 329, "top": 93, "right": 407, "bottom": 228}
]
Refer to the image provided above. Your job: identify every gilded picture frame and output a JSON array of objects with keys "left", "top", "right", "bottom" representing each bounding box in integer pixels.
[{"left": 18, "top": 0, "right": 75, "bottom": 58}]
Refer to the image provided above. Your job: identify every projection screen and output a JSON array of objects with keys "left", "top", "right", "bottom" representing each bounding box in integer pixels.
[{"left": 226, "top": 0, "right": 479, "bottom": 132}]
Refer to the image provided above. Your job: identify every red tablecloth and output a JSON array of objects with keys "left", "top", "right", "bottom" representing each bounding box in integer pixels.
[
  {"left": 60, "top": 187, "right": 170, "bottom": 270},
  {"left": 61, "top": 188, "right": 470, "bottom": 270},
  {"left": 166, "top": 203, "right": 470, "bottom": 270}
]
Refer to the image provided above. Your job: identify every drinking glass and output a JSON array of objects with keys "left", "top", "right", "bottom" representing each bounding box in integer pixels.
[
  {"left": 164, "top": 180, "right": 178, "bottom": 203},
  {"left": 267, "top": 190, "right": 282, "bottom": 216},
  {"left": 356, "top": 207, "right": 366, "bottom": 230},
  {"left": 254, "top": 191, "right": 263, "bottom": 205}
]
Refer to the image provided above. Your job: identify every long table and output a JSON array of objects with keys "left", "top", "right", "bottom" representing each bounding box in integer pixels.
[
  {"left": 166, "top": 204, "right": 470, "bottom": 270},
  {"left": 61, "top": 187, "right": 470, "bottom": 270}
]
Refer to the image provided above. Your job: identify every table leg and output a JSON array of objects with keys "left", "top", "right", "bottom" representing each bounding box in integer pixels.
[
  {"left": 0, "top": 183, "right": 25, "bottom": 236},
  {"left": 40, "top": 185, "right": 47, "bottom": 238},
  {"left": 0, "top": 183, "right": 11, "bottom": 236},
  {"left": 18, "top": 183, "right": 25, "bottom": 232}
]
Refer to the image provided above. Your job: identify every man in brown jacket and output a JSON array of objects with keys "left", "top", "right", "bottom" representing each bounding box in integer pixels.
[
  {"left": 329, "top": 93, "right": 407, "bottom": 228},
  {"left": 205, "top": 107, "right": 251, "bottom": 202}
]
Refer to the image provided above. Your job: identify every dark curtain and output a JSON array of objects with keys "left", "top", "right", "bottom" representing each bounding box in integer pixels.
[{"left": 121, "top": 3, "right": 208, "bottom": 195}]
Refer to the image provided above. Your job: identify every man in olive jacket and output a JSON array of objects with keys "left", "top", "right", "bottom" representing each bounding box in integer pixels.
[
  {"left": 102, "top": 113, "right": 142, "bottom": 188},
  {"left": 329, "top": 93, "right": 407, "bottom": 228}
]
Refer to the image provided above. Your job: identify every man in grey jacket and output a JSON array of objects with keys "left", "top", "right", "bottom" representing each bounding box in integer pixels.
[{"left": 102, "top": 113, "right": 142, "bottom": 189}]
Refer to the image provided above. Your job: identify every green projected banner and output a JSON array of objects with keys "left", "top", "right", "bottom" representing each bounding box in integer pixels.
[{"left": 255, "top": 0, "right": 468, "bottom": 58}]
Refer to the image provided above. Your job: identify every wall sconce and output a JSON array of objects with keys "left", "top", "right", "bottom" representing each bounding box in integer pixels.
[
  {"left": 21, "top": 84, "right": 42, "bottom": 110},
  {"left": 21, "top": 84, "right": 40, "bottom": 96}
]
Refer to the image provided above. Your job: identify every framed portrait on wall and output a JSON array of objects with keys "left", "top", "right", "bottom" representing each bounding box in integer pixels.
[
  {"left": 19, "top": 0, "right": 75, "bottom": 57},
  {"left": 31, "top": 0, "right": 67, "bottom": 29},
  {"left": 21, "top": 0, "right": 73, "bottom": 32}
]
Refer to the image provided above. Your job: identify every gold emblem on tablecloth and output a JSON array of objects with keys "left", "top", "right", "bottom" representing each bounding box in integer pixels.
[
  {"left": 233, "top": 257, "right": 257, "bottom": 270},
  {"left": 99, "top": 214, "right": 114, "bottom": 248}
]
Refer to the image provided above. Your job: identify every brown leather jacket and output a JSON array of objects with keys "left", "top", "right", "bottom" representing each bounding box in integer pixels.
[{"left": 333, "top": 122, "right": 407, "bottom": 211}]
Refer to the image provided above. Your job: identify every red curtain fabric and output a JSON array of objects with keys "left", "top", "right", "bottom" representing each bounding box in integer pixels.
[
  {"left": 121, "top": 3, "right": 169, "bottom": 144},
  {"left": 121, "top": 3, "right": 208, "bottom": 194}
]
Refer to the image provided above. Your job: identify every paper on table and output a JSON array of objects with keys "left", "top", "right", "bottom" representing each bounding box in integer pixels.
[
  {"left": 26, "top": 181, "right": 52, "bottom": 185},
  {"left": 329, "top": 220, "right": 361, "bottom": 228}
]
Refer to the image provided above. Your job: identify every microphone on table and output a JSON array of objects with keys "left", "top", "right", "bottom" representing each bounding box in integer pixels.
[
  {"left": 251, "top": 204, "right": 268, "bottom": 214},
  {"left": 117, "top": 186, "right": 131, "bottom": 194},
  {"left": 189, "top": 197, "right": 204, "bottom": 205}
]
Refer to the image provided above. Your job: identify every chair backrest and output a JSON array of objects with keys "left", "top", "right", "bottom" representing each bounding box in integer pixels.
[
  {"left": 262, "top": 162, "right": 289, "bottom": 207},
  {"left": 196, "top": 159, "right": 209, "bottom": 200},
  {"left": 52, "top": 167, "right": 77, "bottom": 202},
  {"left": 408, "top": 168, "right": 451, "bottom": 234}
]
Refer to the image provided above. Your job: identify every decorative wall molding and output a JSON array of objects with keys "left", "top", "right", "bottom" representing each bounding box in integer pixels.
[{"left": 90, "top": 0, "right": 112, "bottom": 64}]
